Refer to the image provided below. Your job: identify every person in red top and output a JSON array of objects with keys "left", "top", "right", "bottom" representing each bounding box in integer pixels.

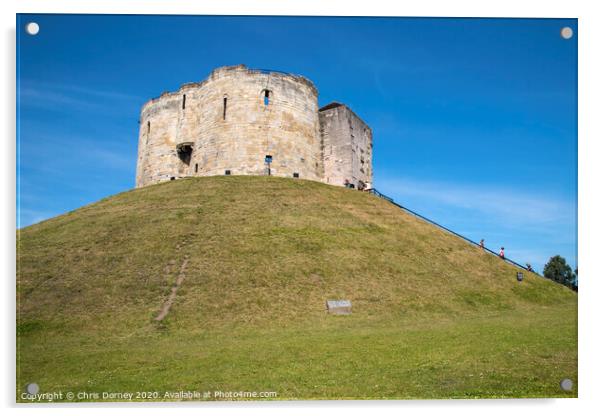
[{"left": 499, "top": 247, "right": 505, "bottom": 259}]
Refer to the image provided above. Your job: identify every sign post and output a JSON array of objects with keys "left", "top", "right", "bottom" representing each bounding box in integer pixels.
[{"left": 326, "top": 300, "right": 352, "bottom": 315}]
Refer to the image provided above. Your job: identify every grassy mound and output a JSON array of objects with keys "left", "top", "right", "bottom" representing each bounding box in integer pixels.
[{"left": 17, "top": 176, "right": 577, "bottom": 400}]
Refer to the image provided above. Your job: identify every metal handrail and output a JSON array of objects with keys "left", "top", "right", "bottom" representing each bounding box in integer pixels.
[{"left": 367, "top": 188, "right": 541, "bottom": 276}]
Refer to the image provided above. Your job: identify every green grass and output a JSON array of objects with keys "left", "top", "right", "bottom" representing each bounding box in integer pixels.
[{"left": 17, "top": 176, "right": 577, "bottom": 401}]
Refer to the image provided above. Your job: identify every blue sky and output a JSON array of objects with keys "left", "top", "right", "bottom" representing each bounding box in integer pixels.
[{"left": 16, "top": 15, "right": 577, "bottom": 273}]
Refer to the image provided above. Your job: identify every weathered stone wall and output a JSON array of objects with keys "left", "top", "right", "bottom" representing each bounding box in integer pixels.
[
  {"left": 319, "top": 103, "right": 373, "bottom": 189},
  {"left": 136, "top": 65, "right": 322, "bottom": 187},
  {"left": 136, "top": 65, "right": 373, "bottom": 189},
  {"left": 136, "top": 94, "right": 181, "bottom": 187}
]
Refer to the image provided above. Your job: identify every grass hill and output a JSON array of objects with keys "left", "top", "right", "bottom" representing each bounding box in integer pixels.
[{"left": 17, "top": 176, "right": 577, "bottom": 401}]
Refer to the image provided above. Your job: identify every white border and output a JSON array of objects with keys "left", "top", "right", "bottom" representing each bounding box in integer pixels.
[
  {"left": 3, "top": 1, "right": 601, "bottom": 415},
  {"left": 7, "top": 0, "right": 584, "bottom": 17}
]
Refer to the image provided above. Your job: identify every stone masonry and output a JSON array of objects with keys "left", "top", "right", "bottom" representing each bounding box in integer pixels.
[
  {"left": 319, "top": 102, "right": 372, "bottom": 187},
  {"left": 136, "top": 65, "right": 373, "bottom": 189}
]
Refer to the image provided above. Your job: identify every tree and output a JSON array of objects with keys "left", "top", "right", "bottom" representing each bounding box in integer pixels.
[{"left": 543, "top": 255, "right": 576, "bottom": 287}]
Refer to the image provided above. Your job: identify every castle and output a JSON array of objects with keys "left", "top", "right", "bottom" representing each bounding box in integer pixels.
[{"left": 136, "top": 65, "right": 373, "bottom": 189}]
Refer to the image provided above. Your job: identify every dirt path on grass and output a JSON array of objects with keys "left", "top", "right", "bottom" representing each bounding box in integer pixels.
[
  {"left": 155, "top": 238, "right": 191, "bottom": 321},
  {"left": 155, "top": 256, "right": 189, "bottom": 321}
]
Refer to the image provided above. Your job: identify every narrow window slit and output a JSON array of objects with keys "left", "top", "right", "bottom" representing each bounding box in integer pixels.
[
  {"left": 223, "top": 97, "right": 227, "bottom": 120},
  {"left": 182, "top": 94, "right": 186, "bottom": 109}
]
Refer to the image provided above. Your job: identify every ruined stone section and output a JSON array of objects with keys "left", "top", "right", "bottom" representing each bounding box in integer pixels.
[
  {"left": 319, "top": 103, "right": 373, "bottom": 189},
  {"left": 136, "top": 65, "right": 373, "bottom": 189},
  {"left": 136, "top": 65, "right": 322, "bottom": 187}
]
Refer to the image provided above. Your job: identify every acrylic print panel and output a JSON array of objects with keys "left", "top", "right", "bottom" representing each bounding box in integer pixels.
[{"left": 16, "top": 14, "right": 578, "bottom": 402}]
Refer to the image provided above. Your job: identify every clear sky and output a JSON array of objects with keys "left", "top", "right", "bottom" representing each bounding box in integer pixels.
[{"left": 16, "top": 14, "right": 577, "bottom": 273}]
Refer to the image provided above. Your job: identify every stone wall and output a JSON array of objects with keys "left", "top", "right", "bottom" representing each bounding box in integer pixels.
[
  {"left": 319, "top": 103, "right": 373, "bottom": 189},
  {"left": 136, "top": 65, "right": 373, "bottom": 189},
  {"left": 136, "top": 94, "right": 181, "bottom": 187},
  {"left": 136, "top": 65, "right": 322, "bottom": 187}
]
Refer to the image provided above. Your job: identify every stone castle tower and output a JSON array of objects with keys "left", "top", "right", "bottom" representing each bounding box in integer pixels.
[{"left": 136, "top": 65, "right": 373, "bottom": 189}]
